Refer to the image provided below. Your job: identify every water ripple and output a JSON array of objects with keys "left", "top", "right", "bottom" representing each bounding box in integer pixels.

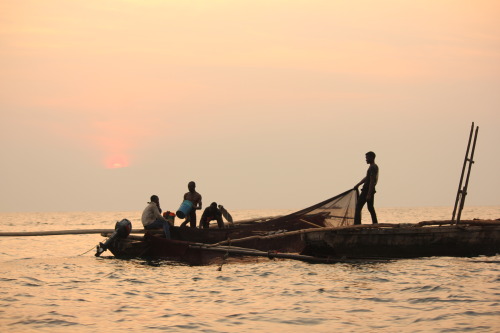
[{"left": 1, "top": 209, "right": 499, "bottom": 332}]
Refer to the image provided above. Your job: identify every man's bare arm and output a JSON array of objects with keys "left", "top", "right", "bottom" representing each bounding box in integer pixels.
[{"left": 354, "top": 177, "right": 366, "bottom": 189}]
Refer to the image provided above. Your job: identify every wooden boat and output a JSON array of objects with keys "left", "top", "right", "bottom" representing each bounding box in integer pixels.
[
  {"left": 102, "top": 219, "right": 500, "bottom": 264},
  {"left": 295, "top": 124, "right": 493, "bottom": 261},
  {"left": 107, "top": 233, "right": 351, "bottom": 265},
  {"left": 104, "top": 235, "right": 227, "bottom": 265},
  {"left": 102, "top": 214, "right": 328, "bottom": 262},
  {"left": 97, "top": 183, "right": 499, "bottom": 263},
  {"left": 98, "top": 189, "right": 358, "bottom": 263},
  {"left": 300, "top": 220, "right": 500, "bottom": 259}
]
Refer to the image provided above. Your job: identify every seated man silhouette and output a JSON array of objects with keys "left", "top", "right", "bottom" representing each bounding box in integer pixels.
[{"left": 141, "top": 195, "right": 173, "bottom": 238}]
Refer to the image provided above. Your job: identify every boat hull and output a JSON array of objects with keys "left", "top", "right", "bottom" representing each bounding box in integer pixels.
[
  {"left": 105, "top": 231, "right": 307, "bottom": 264},
  {"left": 103, "top": 216, "right": 324, "bottom": 264},
  {"left": 105, "top": 236, "right": 232, "bottom": 265},
  {"left": 301, "top": 223, "right": 500, "bottom": 259}
]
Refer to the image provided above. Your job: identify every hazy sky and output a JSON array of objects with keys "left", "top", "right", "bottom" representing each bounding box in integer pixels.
[{"left": 1, "top": 0, "right": 499, "bottom": 213}]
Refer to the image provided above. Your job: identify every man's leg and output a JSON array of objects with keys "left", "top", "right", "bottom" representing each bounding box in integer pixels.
[
  {"left": 145, "top": 219, "right": 164, "bottom": 230},
  {"left": 180, "top": 216, "right": 190, "bottom": 227},
  {"left": 189, "top": 211, "right": 197, "bottom": 228},
  {"left": 354, "top": 192, "right": 367, "bottom": 225},
  {"left": 163, "top": 222, "right": 171, "bottom": 239},
  {"left": 366, "top": 195, "right": 378, "bottom": 224},
  {"left": 145, "top": 219, "right": 171, "bottom": 239}
]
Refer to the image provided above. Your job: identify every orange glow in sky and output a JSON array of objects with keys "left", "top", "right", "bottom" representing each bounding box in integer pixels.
[
  {"left": 1, "top": 0, "right": 499, "bottom": 212},
  {"left": 105, "top": 155, "right": 129, "bottom": 169}
]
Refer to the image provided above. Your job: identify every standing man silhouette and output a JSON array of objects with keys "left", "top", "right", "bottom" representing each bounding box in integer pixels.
[
  {"left": 181, "top": 181, "right": 202, "bottom": 228},
  {"left": 354, "top": 151, "right": 379, "bottom": 225}
]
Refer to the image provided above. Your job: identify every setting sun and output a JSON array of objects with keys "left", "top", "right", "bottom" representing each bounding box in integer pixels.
[{"left": 105, "top": 156, "right": 129, "bottom": 169}]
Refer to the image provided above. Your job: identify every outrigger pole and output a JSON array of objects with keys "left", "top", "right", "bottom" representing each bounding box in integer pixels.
[{"left": 451, "top": 122, "right": 479, "bottom": 224}]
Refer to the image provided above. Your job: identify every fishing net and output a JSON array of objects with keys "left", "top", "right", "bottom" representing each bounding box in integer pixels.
[{"left": 266, "top": 189, "right": 358, "bottom": 227}]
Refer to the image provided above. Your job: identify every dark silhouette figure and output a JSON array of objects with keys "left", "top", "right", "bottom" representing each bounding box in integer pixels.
[
  {"left": 354, "top": 151, "right": 379, "bottom": 225},
  {"left": 200, "top": 202, "right": 225, "bottom": 229},
  {"left": 180, "top": 181, "right": 202, "bottom": 228},
  {"left": 141, "top": 195, "right": 172, "bottom": 238}
]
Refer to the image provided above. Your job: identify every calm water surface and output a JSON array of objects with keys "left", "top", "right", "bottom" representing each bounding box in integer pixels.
[{"left": 0, "top": 207, "right": 499, "bottom": 332}]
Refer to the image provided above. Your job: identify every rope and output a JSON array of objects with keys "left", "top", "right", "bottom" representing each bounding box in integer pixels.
[{"left": 79, "top": 245, "right": 97, "bottom": 256}]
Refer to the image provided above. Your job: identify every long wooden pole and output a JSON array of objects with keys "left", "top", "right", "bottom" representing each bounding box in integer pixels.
[
  {"left": 0, "top": 216, "right": 282, "bottom": 237},
  {"left": 456, "top": 125, "right": 479, "bottom": 223},
  {"left": 0, "top": 229, "right": 147, "bottom": 237},
  {"left": 188, "top": 244, "right": 349, "bottom": 264},
  {"left": 210, "top": 223, "right": 399, "bottom": 247},
  {"left": 452, "top": 122, "right": 475, "bottom": 222}
]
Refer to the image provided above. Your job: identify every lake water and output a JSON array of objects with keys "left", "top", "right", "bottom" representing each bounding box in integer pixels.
[{"left": 0, "top": 206, "right": 499, "bottom": 332}]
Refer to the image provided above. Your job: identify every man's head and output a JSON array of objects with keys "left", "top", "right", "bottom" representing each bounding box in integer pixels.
[
  {"left": 365, "top": 151, "right": 376, "bottom": 163},
  {"left": 188, "top": 181, "right": 196, "bottom": 192},
  {"left": 150, "top": 195, "right": 159, "bottom": 204}
]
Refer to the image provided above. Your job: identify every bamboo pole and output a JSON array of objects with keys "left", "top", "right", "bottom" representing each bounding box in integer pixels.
[
  {"left": 7, "top": 219, "right": 494, "bottom": 238},
  {"left": 188, "top": 244, "right": 344, "bottom": 263},
  {"left": 417, "top": 219, "right": 500, "bottom": 227},
  {"left": 232, "top": 215, "right": 283, "bottom": 224},
  {"left": 0, "top": 216, "right": 283, "bottom": 238},
  {"left": 457, "top": 125, "right": 479, "bottom": 223},
  {"left": 299, "top": 218, "right": 323, "bottom": 228},
  {"left": 0, "top": 229, "right": 148, "bottom": 237},
  {"left": 452, "top": 122, "right": 475, "bottom": 222},
  {"left": 210, "top": 223, "right": 400, "bottom": 247}
]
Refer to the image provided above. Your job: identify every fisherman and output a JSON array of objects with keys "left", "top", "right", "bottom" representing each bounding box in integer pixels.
[
  {"left": 199, "top": 202, "right": 225, "bottom": 229},
  {"left": 141, "top": 195, "right": 173, "bottom": 238},
  {"left": 353, "top": 151, "right": 379, "bottom": 225},
  {"left": 180, "top": 181, "right": 202, "bottom": 228}
]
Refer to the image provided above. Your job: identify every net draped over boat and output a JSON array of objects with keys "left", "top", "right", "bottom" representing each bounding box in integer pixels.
[{"left": 266, "top": 189, "right": 358, "bottom": 227}]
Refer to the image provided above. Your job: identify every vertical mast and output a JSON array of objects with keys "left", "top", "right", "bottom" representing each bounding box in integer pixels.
[{"left": 451, "top": 122, "right": 479, "bottom": 224}]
